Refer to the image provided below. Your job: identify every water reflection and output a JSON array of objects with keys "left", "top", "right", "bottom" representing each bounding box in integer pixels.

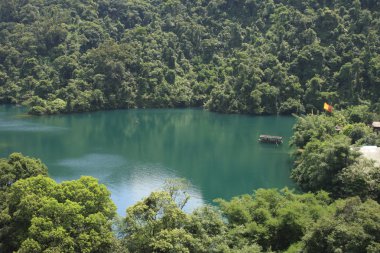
[
  {"left": 0, "top": 106, "right": 295, "bottom": 215},
  {"left": 55, "top": 153, "right": 204, "bottom": 215}
]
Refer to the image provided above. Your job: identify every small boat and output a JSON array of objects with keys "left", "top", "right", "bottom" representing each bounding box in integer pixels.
[{"left": 258, "top": 135, "right": 283, "bottom": 144}]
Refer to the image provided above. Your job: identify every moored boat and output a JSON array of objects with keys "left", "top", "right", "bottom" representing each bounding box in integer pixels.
[{"left": 258, "top": 135, "right": 283, "bottom": 144}]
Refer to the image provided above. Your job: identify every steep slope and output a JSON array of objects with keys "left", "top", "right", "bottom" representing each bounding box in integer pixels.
[{"left": 0, "top": 0, "right": 379, "bottom": 115}]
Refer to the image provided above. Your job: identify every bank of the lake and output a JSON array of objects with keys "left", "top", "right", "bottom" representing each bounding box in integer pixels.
[{"left": 0, "top": 105, "right": 296, "bottom": 215}]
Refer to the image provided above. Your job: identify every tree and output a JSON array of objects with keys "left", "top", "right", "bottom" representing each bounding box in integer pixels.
[
  {"left": 184, "top": 206, "right": 230, "bottom": 253},
  {"left": 291, "top": 135, "right": 358, "bottom": 194},
  {"left": 0, "top": 0, "right": 379, "bottom": 115},
  {"left": 121, "top": 180, "right": 192, "bottom": 253},
  {"left": 302, "top": 197, "right": 380, "bottom": 253},
  {"left": 0, "top": 153, "right": 47, "bottom": 191},
  {"left": 279, "top": 98, "right": 304, "bottom": 114},
  {"left": 290, "top": 113, "right": 346, "bottom": 149},
  {"left": 343, "top": 105, "right": 374, "bottom": 124},
  {"left": 256, "top": 83, "right": 279, "bottom": 114},
  {"left": 0, "top": 176, "right": 116, "bottom": 253},
  {"left": 216, "top": 188, "right": 331, "bottom": 252},
  {"left": 303, "top": 76, "right": 325, "bottom": 111},
  {"left": 339, "top": 158, "right": 380, "bottom": 202},
  {"left": 342, "top": 123, "right": 373, "bottom": 144}
]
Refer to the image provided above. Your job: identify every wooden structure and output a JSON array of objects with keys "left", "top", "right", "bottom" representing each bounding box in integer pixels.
[
  {"left": 372, "top": 122, "right": 380, "bottom": 134},
  {"left": 258, "top": 135, "right": 283, "bottom": 144}
]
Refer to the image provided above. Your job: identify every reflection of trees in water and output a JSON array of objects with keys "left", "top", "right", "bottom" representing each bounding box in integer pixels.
[{"left": 0, "top": 107, "right": 296, "bottom": 205}]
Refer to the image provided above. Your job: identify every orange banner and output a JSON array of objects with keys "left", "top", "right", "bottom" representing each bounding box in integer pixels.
[{"left": 323, "top": 102, "right": 333, "bottom": 113}]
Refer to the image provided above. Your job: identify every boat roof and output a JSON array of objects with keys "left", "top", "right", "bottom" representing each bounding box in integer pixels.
[{"left": 259, "top": 135, "right": 283, "bottom": 139}]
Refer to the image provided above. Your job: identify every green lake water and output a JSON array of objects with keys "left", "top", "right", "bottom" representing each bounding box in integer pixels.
[{"left": 0, "top": 105, "right": 296, "bottom": 215}]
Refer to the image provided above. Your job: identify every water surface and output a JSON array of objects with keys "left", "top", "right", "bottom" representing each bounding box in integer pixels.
[{"left": 0, "top": 105, "right": 296, "bottom": 215}]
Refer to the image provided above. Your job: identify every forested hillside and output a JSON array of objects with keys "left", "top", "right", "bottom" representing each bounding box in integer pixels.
[{"left": 0, "top": 0, "right": 379, "bottom": 115}]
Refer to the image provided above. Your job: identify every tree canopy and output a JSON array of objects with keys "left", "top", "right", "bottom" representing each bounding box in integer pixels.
[
  {"left": 0, "top": 153, "right": 116, "bottom": 253},
  {"left": 0, "top": 152, "right": 48, "bottom": 191},
  {"left": 0, "top": 0, "right": 379, "bottom": 115},
  {"left": 0, "top": 175, "right": 116, "bottom": 253}
]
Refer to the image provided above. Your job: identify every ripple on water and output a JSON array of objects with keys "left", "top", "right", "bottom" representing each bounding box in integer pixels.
[
  {"left": 57, "top": 153, "right": 127, "bottom": 171},
  {"left": 0, "top": 120, "right": 66, "bottom": 132}
]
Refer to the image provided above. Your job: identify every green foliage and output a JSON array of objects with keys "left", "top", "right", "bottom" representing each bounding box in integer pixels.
[
  {"left": 0, "top": 150, "right": 379, "bottom": 253},
  {"left": 47, "top": 98, "right": 67, "bottom": 114},
  {"left": 0, "top": 153, "right": 49, "bottom": 252},
  {"left": 291, "top": 113, "right": 347, "bottom": 149},
  {"left": 301, "top": 197, "right": 380, "bottom": 253},
  {"left": 29, "top": 105, "right": 47, "bottom": 115},
  {"left": 339, "top": 158, "right": 380, "bottom": 202},
  {"left": 122, "top": 186, "right": 380, "bottom": 253},
  {"left": 291, "top": 135, "right": 359, "bottom": 194},
  {"left": 342, "top": 123, "right": 373, "bottom": 144},
  {"left": 0, "top": 153, "right": 47, "bottom": 191},
  {"left": 291, "top": 108, "right": 380, "bottom": 201},
  {"left": 0, "top": 175, "right": 116, "bottom": 253},
  {"left": 0, "top": 0, "right": 379, "bottom": 115},
  {"left": 344, "top": 105, "right": 375, "bottom": 124},
  {"left": 216, "top": 188, "right": 332, "bottom": 252},
  {"left": 121, "top": 179, "right": 231, "bottom": 253},
  {"left": 122, "top": 190, "right": 189, "bottom": 252}
]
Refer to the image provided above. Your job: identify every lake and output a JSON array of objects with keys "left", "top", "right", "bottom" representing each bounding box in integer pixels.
[{"left": 0, "top": 105, "right": 296, "bottom": 215}]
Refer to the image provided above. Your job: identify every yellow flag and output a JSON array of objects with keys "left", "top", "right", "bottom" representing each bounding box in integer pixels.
[{"left": 323, "top": 102, "right": 333, "bottom": 112}]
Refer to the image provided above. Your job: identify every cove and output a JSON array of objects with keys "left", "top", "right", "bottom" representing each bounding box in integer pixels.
[{"left": 0, "top": 105, "right": 296, "bottom": 215}]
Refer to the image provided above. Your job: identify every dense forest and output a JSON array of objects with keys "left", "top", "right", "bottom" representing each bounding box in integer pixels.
[{"left": 0, "top": 0, "right": 380, "bottom": 115}]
